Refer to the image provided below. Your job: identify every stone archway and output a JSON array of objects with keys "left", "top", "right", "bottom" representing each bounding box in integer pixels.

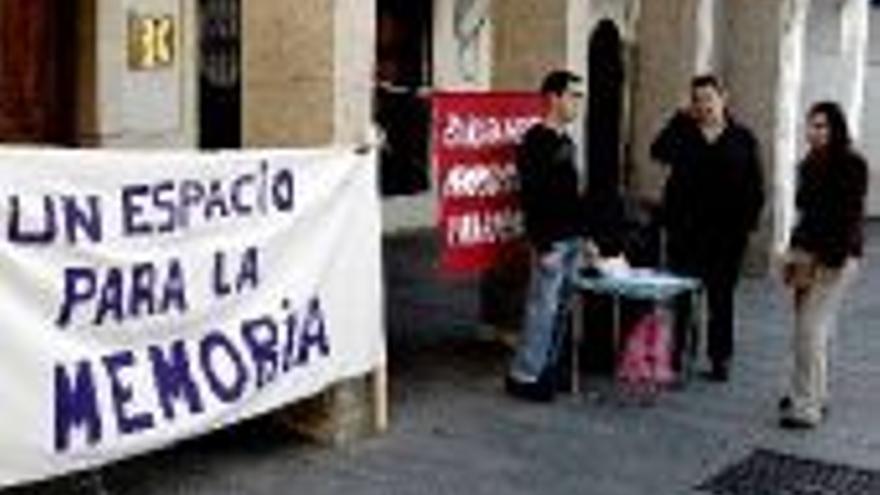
[{"left": 586, "top": 19, "right": 625, "bottom": 198}]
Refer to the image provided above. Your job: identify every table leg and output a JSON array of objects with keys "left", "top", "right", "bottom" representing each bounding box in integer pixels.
[
  {"left": 690, "top": 286, "right": 707, "bottom": 377},
  {"left": 612, "top": 294, "right": 621, "bottom": 373},
  {"left": 571, "top": 295, "right": 583, "bottom": 394},
  {"left": 700, "top": 287, "right": 708, "bottom": 360},
  {"left": 685, "top": 289, "right": 698, "bottom": 380},
  {"left": 658, "top": 299, "right": 680, "bottom": 385}
]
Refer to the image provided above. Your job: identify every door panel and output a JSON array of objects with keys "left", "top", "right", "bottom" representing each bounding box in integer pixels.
[{"left": 0, "top": 0, "right": 75, "bottom": 144}]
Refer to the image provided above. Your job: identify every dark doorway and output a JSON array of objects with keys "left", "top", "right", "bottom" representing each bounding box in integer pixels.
[
  {"left": 0, "top": 0, "right": 78, "bottom": 144},
  {"left": 375, "top": 0, "right": 432, "bottom": 196},
  {"left": 198, "top": 0, "right": 241, "bottom": 149},
  {"left": 586, "top": 20, "right": 624, "bottom": 197}
]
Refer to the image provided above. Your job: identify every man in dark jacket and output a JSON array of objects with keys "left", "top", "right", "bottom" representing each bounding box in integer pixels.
[
  {"left": 506, "top": 70, "right": 588, "bottom": 401},
  {"left": 651, "top": 75, "right": 764, "bottom": 382}
]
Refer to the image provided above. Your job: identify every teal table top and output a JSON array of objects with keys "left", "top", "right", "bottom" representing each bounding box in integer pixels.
[{"left": 575, "top": 268, "right": 701, "bottom": 300}]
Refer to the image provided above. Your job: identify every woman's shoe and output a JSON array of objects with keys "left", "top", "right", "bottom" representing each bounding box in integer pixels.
[
  {"left": 778, "top": 396, "right": 828, "bottom": 417},
  {"left": 505, "top": 375, "right": 556, "bottom": 403},
  {"left": 779, "top": 415, "right": 819, "bottom": 430},
  {"left": 778, "top": 396, "right": 793, "bottom": 412}
]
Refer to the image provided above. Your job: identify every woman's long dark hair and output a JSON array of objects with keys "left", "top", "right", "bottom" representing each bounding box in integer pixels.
[{"left": 808, "top": 101, "right": 852, "bottom": 154}]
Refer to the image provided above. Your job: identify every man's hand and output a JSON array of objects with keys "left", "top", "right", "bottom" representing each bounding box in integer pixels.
[
  {"left": 782, "top": 248, "right": 816, "bottom": 290},
  {"left": 582, "top": 239, "right": 600, "bottom": 266}
]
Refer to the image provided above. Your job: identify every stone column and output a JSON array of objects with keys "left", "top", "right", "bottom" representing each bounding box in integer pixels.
[
  {"left": 332, "top": 0, "right": 375, "bottom": 145},
  {"left": 77, "top": 0, "right": 197, "bottom": 148},
  {"left": 242, "top": 0, "right": 385, "bottom": 444},
  {"left": 722, "top": 0, "right": 788, "bottom": 270},
  {"left": 764, "top": 0, "right": 808, "bottom": 255},
  {"left": 720, "top": 0, "right": 861, "bottom": 270},
  {"left": 629, "top": 0, "right": 706, "bottom": 203},
  {"left": 242, "top": 0, "right": 373, "bottom": 147},
  {"left": 800, "top": 0, "right": 869, "bottom": 141},
  {"left": 840, "top": 0, "right": 870, "bottom": 137},
  {"left": 723, "top": 0, "right": 869, "bottom": 267},
  {"left": 779, "top": 0, "right": 870, "bottom": 247},
  {"left": 862, "top": 6, "right": 880, "bottom": 216},
  {"left": 694, "top": 0, "right": 720, "bottom": 74},
  {"left": 242, "top": 0, "right": 333, "bottom": 146}
]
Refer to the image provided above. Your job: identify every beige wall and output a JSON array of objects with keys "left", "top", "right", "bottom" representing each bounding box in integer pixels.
[
  {"left": 800, "top": 0, "right": 848, "bottom": 138},
  {"left": 767, "top": 0, "right": 808, "bottom": 253},
  {"left": 334, "top": 0, "right": 375, "bottom": 145},
  {"left": 79, "top": 0, "right": 197, "bottom": 148},
  {"left": 242, "top": 0, "right": 334, "bottom": 146},
  {"left": 491, "top": 0, "right": 568, "bottom": 90},
  {"left": 629, "top": 0, "right": 703, "bottom": 202},
  {"left": 242, "top": 0, "right": 374, "bottom": 148},
  {"left": 723, "top": 0, "right": 790, "bottom": 267},
  {"left": 800, "top": 0, "right": 869, "bottom": 151},
  {"left": 864, "top": 6, "right": 880, "bottom": 216}
]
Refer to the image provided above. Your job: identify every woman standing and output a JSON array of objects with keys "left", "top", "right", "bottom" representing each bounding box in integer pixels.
[{"left": 780, "top": 102, "right": 868, "bottom": 429}]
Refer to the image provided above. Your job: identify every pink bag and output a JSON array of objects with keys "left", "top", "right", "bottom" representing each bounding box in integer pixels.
[{"left": 616, "top": 311, "right": 675, "bottom": 402}]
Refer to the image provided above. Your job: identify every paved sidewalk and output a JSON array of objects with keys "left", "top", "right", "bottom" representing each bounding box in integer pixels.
[{"left": 8, "top": 226, "right": 880, "bottom": 495}]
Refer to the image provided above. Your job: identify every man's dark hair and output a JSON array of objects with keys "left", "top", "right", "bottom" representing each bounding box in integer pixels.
[
  {"left": 540, "top": 70, "right": 583, "bottom": 96},
  {"left": 690, "top": 74, "right": 724, "bottom": 92},
  {"left": 809, "top": 101, "right": 852, "bottom": 152}
]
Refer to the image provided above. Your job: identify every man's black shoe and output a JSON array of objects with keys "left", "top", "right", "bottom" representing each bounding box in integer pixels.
[
  {"left": 700, "top": 362, "right": 729, "bottom": 383},
  {"left": 778, "top": 396, "right": 793, "bottom": 412},
  {"left": 779, "top": 416, "right": 818, "bottom": 430},
  {"left": 553, "top": 361, "right": 573, "bottom": 393},
  {"left": 554, "top": 349, "right": 574, "bottom": 393},
  {"left": 505, "top": 375, "right": 555, "bottom": 402},
  {"left": 778, "top": 396, "right": 829, "bottom": 417}
]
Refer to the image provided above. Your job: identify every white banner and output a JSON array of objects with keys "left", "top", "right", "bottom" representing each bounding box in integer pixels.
[{"left": 0, "top": 148, "right": 384, "bottom": 488}]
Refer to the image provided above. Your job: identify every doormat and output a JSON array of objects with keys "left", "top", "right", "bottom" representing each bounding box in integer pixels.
[{"left": 696, "top": 448, "right": 880, "bottom": 495}]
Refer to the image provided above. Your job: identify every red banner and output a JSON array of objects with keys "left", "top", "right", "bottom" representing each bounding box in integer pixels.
[{"left": 432, "top": 92, "right": 546, "bottom": 274}]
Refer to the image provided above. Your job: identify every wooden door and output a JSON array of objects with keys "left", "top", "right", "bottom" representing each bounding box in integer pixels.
[
  {"left": 198, "top": 0, "right": 241, "bottom": 149},
  {"left": 0, "top": 0, "right": 76, "bottom": 144}
]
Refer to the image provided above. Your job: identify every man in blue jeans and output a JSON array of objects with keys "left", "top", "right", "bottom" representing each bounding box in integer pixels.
[{"left": 506, "top": 70, "right": 590, "bottom": 402}]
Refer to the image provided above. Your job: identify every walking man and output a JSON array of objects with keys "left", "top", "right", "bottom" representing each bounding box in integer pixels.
[
  {"left": 651, "top": 75, "right": 764, "bottom": 382},
  {"left": 506, "top": 70, "right": 588, "bottom": 402}
]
